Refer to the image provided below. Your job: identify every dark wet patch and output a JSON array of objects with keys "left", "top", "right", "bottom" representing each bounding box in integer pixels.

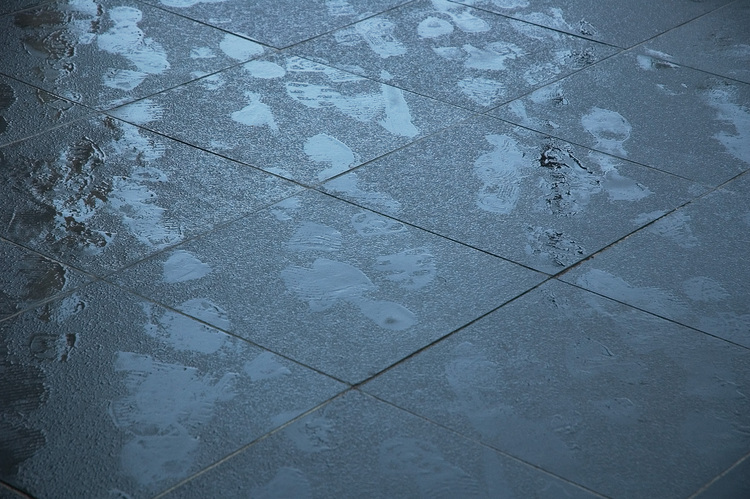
[
  {"left": 14, "top": 8, "right": 70, "bottom": 29},
  {"left": 538, "top": 144, "right": 599, "bottom": 216},
  {"left": 0, "top": 343, "right": 48, "bottom": 476}
]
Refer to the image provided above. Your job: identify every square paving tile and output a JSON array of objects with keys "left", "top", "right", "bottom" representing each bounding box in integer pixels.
[
  {"left": 164, "top": 391, "right": 599, "bottom": 498},
  {"left": 562, "top": 172, "right": 750, "bottom": 348},
  {"left": 644, "top": 0, "right": 750, "bottom": 84},
  {"left": 110, "top": 53, "right": 469, "bottom": 184},
  {"left": 455, "top": 0, "right": 732, "bottom": 48},
  {"left": 0, "top": 75, "right": 90, "bottom": 147},
  {"left": 364, "top": 279, "right": 750, "bottom": 498},
  {"left": 292, "top": 0, "right": 617, "bottom": 111},
  {"left": 139, "top": 0, "right": 408, "bottom": 48},
  {"left": 113, "top": 189, "right": 545, "bottom": 383},
  {"left": 0, "top": 115, "right": 298, "bottom": 275},
  {"left": 0, "top": 281, "right": 344, "bottom": 498},
  {"left": 0, "top": 239, "right": 91, "bottom": 322},
  {"left": 492, "top": 48, "right": 750, "bottom": 186},
  {"left": 323, "top": 115, "right": 704, "bottom": 274},
  {"left": 0, "top": 0, "right": 269, "bottom": 108}
]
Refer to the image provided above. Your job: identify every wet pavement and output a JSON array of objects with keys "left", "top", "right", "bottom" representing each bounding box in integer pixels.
[{"left": 1, "top": 0, "right": 749, "bottom": 498}]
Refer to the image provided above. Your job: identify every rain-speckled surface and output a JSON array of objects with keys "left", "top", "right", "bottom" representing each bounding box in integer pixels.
[
  {"left": 492, "top": 48, "right": 750, "bottom": 185},
  {"left": 1, "top": 0, "right": 749, "bottom": 497},
  {"left": 110, "top": 52, "right": 469, "bottom": 184},
  {"left": 113, "top": 190, "right": 544, "bottom": 382},
  {"left": 454, "top": 0, "right": 734, "bottom": 48},
  {"left": 0, "top": 282, "right": 343, "bottom": 498},
  {"left": 162, "top": 391, "right": 600, "bottom": 498},
  {"left": 364, "top": 280, "right": 750, "bottom": 498},
  {"left": 292, "top": 0, "right": 618, "bottom": 110},
  {"left": 322, "top": 115, "right": 705, "bottom": 273},
  {"left": 0, "top": 115, "right": 300, "bottom": 275},
  {"left": 0, "top": 0, "right": 269, "bottom": 108}
]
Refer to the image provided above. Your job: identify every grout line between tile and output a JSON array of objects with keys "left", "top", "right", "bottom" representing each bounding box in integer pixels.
[
  {"left": 150, "top": 390, "right": 353, "bottom": 499},
  {"left": 359, "top": 391, "right": 612, "bottom": 498},
  {"left": 688, "top": 450, "right": 750, "bottom": 499}
]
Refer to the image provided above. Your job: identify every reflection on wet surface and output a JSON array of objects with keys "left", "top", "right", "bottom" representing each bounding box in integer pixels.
[
  {"left": 1, "top": 0, "right": 749, "bottom": 496},
  {"left": 0, "top": 0, "right": 266, "bottom": 107},
  {"left": 293, "top": 0, "right": 617, "bottom": 110},
  {"left": 0, "top": 115, "right": 295, "bottom": 273},
  {"left": 0, "top": 283, "right": 342, "bottom": 497}
]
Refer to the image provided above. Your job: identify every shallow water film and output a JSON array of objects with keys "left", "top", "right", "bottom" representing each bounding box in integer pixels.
[{"left": 1, "top": 0, "right": 749, "bottom": 498}]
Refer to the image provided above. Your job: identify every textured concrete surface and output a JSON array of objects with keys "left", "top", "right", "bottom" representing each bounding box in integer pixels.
[{"left": 1, "top": 1, "right": 749, "bottom": 498}]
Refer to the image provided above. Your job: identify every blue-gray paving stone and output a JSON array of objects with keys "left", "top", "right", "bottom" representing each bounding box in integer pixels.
[
  {"left": 0, "top": 0, "right": 269, "bottom": 108},
  {"left": 164, "top": 391, "right": 598, "bottom": 498},
  {"left": 110, "top": 53, "right": 469, "bottom": 185},
  {"left": 0, "top": 75, "right": 89, "bottom": 147},
  {"left": 0, "top": 115, "right": 298, "bottom": 276},
  {"left": 364, "top": 279, "right": 750, "bottom": 498},
  {"left": 695, "top": 454, "right": 750, "bottom": 499},
  {"left": 139, "top": 0, "right": 408, "bottom": 48},
  {"left": 562, "top": 172, "right": 750, "bottom": 348},
  {"left": 322, "top": 115, "right": 704, "bottom": 274},
  {"left": 0, "top": 281, "right": 344, "bottom": 498},
  {"left": 0, "top": 240, "right": 91, "bottom": 322},
  {"left": 112, "top": 190, "right": 544, "bottom": 383},
  {"left": 292, "top": 0, "right": 617, "bottom": 111},
  {"left": 455, "top": 0, "right": 732, "bottom": 48},
  {"left": 492, "top": 49, "right": 750, "bottom": 186},
  {"left": 645, "top": 0, "right": 750, "bottom": 84}
]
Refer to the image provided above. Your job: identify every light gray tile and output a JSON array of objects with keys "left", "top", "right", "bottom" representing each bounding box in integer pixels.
[
  {"left": 165, "top": 391, "right": 599, "bottom": 498},
  {"left": 365, "top": 279, "right": 750, "bottom": 498},
  {"left": 110, "top": 53, "right": 470, "bottom": 184},
  {"left": 0, "top": 281, "right": 344, "bottom": 498},
  {"left": 293, "top": 0, "right": 617, "bottom": 111},
  {"left": 323, "top": 115, "right": 704, "bottom": 274},
  {"left": 561, "top": 173, "right": 750, "bottom": 347},
  {"left": 113, "top": 190, "right": 544, "bottom": 383},
  {"left": 493, "top": 49, "right": 750, "bottom": 185}
]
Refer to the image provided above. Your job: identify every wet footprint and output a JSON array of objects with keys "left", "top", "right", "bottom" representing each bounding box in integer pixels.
[
  {"left": 349, "top": 296, "right": 417, "bottom": 331},
  {"left": 581, "top": 107, "right": 631, "bottom": 156},
  {"left": 474, "top": 134, "right": 527, "bottom": 214},
  {"left": 98, "top": 6, "right": 169, "bottom": 91},
  {"left": 462, "top": 42, "right": 523, "bottom": 71},
  {"left": 417, "top": 16, "right": 454, "bottom": 38},
  {"left": 325, "top": 173, "right": 402, "bottom": 213},
  {"left": 354, "top": 18, "right": 406, "bottom": 58},
  {"left": 286, "top": 222, "right": 343, "bottom": 252},
  {"left": 525, "top": 225, "right": 585, "bottom": 268},
  {"left": 351, "top": 212, "right": 406, "bottom": 236},
  {"left": 304, "top": 133, "right": 357, "bottom": 181},
  {"left": 231, "top": 92, "right": 279, "bottom": 132},
  {"left": 373, "top": 247, "right": 436, "bottom": 290},
  {"left": 431, "top": 0, "right": 490, "bottom": 33},
  {"left": 280, "top": 258, "right": 417, "bottom": 330}
]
